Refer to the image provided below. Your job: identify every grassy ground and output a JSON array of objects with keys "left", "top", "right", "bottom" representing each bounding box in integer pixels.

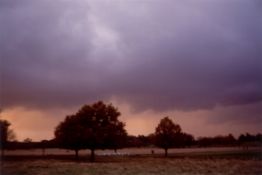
[
  {"left": 2, "top": 157, "right": 262, "bottom": 175},
  {"left": 1, "top": 148, "right": 262, "bottom": 175}
]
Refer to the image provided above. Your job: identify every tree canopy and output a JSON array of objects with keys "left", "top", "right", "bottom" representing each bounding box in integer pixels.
[
  {"left": 0, "top": 119, "right": 16, "bottom": 157},
  {"left": 155, "top": 117, "right": 182, "bottom": 157},
  {"left": 0, "top": 120, "right": 10, "bottom": 149},
  {"left": 54, "top": 101, "right": 127, "bottom": 161}
]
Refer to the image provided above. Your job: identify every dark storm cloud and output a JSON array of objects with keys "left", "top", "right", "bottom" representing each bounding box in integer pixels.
[
  {"left": 210, "top": 102, "right": 262, "bottom": 125},
  {"left": 1, "top": 0, "right": 261, "bottom": 113},
  {"left": 1, "top": 0, "right": 102, "bottom": 108},
  {"left": 90, "top": 0, "right": 262, "bottom": 111}
]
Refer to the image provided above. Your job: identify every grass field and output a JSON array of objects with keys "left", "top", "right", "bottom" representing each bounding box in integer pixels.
[{"left": 2, "top": 147, "right": 262, "bottom": 175}]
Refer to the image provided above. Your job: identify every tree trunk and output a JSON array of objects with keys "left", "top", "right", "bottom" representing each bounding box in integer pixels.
[
  {"left": 1, "top": 148, "right": 3, "bottom": 161},
  {"left": 1, "top": 148, "right": 3, "bottom": 158},
  {"left": 90, "top": 149, "right": 95, "bottom": 162},
  {"left": 0, "top": 148, "right": 3, "bottom": 175},
  {"left": 75, "top": 149, "right": 79, "bottom": 160},
  {"left": 164, "top": 148, "right": 168, "bottom": 157}
]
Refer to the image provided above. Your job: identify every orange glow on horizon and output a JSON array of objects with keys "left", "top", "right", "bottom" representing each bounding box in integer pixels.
[{"left": 1, "top": 103, "right": 261, "bottom": 141}]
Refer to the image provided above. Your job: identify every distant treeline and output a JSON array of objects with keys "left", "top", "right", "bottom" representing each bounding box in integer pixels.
[
  {"left": 5, "top": 133, "right": 262, "bottom": 150},
  {"left": 197, "top": 133, "right": 262, "bottom": 147}
]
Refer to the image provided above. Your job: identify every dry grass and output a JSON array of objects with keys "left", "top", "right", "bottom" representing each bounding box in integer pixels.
[
  {"left": 2, "top": 157, "right": 262, "bottom": 175},
  {"left": 2, "top": 148, "right": 262, "bottom": 175}
]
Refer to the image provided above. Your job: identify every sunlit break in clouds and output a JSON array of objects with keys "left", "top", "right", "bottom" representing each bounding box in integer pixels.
[{"left": 0, "top": 0, "right": 261, "bottom": 141}]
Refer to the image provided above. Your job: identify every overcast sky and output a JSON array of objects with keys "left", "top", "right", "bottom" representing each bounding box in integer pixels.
[{"left": 1, "top": 0, "right": 261, "bottom": 141}]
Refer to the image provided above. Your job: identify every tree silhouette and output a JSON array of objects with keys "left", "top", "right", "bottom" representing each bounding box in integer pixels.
[
  {"left": 55, "top": 114, "right": 85, "bottom": 160},
  {"left": 155, "top": 117, "right": 181, "bottom": 157},
  {"left": 55, "top": 101, "right": 127, "bottom": 162},
  {"left": 0, "top": 119, "right": 15, "bottom": 157}
]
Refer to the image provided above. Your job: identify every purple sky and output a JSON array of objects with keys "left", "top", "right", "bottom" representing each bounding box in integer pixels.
[{"left": 1, "top": 0, "right": 261, "bottom": 141}]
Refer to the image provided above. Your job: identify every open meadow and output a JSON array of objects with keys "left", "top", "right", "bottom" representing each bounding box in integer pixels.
[{"left": 2, "top": 147, "right": 262, "bottom": 175}]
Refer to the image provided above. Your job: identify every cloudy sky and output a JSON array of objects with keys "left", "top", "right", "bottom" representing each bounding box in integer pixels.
[{"left": 1, "top": 0, "right": 261, "bottom": 141}]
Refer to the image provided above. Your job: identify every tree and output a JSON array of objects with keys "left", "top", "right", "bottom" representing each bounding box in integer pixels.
[
  {"left": 155, "top": 117, "right": 181, "bottom": 157},
  {"left": 55, "top": 115, "right": 86, "bottom": 160},
  {"left": 101, "top": 120, "right": 127, "bottom": 153},
  {"left": 40, "top": 140, "right": 49, "bottom": 156},
  {"left": 23, "top": 138, "right": 33, "bottom": 143},
  {"left": 55, "top": 101, "right": 127, "bottom": 162},
  {"left": 0, "top": 119, "right": 15, "bottom": 157}
]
